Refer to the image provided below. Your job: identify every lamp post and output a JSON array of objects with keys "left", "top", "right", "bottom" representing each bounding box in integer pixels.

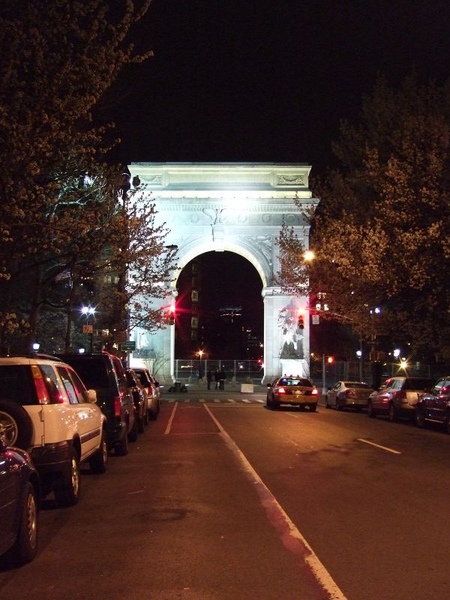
[
  {"left": 81, "top": 306, "right": 96, "bottom": 352},
  {"left": 197, "top": 349, "right": 205, "bottom": 381}
]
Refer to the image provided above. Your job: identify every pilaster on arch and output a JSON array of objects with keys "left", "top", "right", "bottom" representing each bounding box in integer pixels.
[{"left": 127, "top": 162, "right": 319, "bottom": 384}]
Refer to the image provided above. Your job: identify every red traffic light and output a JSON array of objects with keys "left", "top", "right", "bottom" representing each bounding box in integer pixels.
[{"left": 166, "top": 301, "right": 176, "bottom": 325}]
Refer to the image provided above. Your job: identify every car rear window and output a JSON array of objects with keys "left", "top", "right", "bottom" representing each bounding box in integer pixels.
[
  {"left": 345, "top": 382, "right": 370, "bottom": 389},
  {"left": 60, "top": 357, "right": 109, "bottom": 389},
  {"left": 135, "top": 370, "right": 151, "bottom": 387},
  {"left": 280, "top": 378, "right": 312, "bottom": 387},
  {"left": 0, "top": 365, "right": 38, "bottom": 405},
  {"left": 403, "top": 378, "right": 435, "bottom": 390}
]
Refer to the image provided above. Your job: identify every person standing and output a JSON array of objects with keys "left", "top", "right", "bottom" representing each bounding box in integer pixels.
[
  {"left": 207, "top": 369, "right": 212, "bottom": 390},
  {"left": 214, "top": 368, "right": 221, "bottom": 389}
]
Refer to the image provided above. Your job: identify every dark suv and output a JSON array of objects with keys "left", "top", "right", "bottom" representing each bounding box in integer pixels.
[
  {"left": 415, "top": 376, "right": 450, "bottom": 432},
  {"left": 58, "top": 352, "right": 138, "bottom": 456}
]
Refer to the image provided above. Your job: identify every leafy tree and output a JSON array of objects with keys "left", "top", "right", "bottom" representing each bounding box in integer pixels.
[
  {"left": 0, "top": 0, "right": 158, "bottom": 351},
  {"left": 307, "top": 74, "right": 450, "bottom": 361}
]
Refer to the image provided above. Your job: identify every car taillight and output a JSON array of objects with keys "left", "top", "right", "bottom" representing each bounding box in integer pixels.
[
  {"left": 278, "top": 386, "right": 286, "bottom": 395},
  {"left": 114, "top": 395, "right": 122, "bottom": 416},
  {"left": 312, "top": 388, "right": 318, "bottom": 396},
  {"left": 31, "top": 365, "right": 51, "bottom": 404},
  {"left": 346, "top": 389, "right": 356, "bottom": 398}
]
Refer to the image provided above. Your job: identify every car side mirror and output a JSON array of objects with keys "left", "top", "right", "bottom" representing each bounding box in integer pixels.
[{"left": 87, "top": 389, "right": 98, "bottom": 404}]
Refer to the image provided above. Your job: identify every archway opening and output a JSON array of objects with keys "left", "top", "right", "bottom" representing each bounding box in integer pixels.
[{"left": 175, "top": 251, "right": 263, "bottom": 361}]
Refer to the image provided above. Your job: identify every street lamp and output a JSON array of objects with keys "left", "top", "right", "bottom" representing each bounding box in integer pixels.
[
  {"left": 81, "top": 306, "right": 96, "bottom": 352},
  {"left": 197, "top": 349, "right": 205, "bottom": 380},
  {"left": 303, "top": 249, "right": 315, "bottom": 262}
]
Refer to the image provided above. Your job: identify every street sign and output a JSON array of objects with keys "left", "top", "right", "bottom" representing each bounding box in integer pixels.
[
  {"left": 121, "top": 341, "right": 136, "bottom": 351},
  {"left": 83, "top": 325, "right": 93, "bottom": 334},
  {"left": 312, "top": 315, "right": 320, "bottom": 325}
]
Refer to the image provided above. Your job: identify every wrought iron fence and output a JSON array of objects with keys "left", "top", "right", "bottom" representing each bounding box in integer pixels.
[
  {"left": 174, "top": 359, "right": 263, "bottom": 385},
  {"left": 174, "top": 358, "right": 449, "bottom": 391}
]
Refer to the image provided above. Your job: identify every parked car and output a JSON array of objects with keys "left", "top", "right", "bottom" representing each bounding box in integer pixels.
[
  {"left": 125, "top": 369, "right": 148, "bottom": 433},
  {"left": 266, "top": 376, "right": 318, "bottom": 411},
  {"left": 325, "top": 381, "right": 373, "bottom": 411},
  {"left": 132, "top": 367, "right": 161, "bottom": 420},
  {"left": 415, "top": 376, "right": 450, "bottom": 432},
  {"left": 0, "top": 437, "right": 40, "bottom": 564},
  {"left": 367, "top": 376, "right": 436, "bottom": 421},
  {"left": 58, "top": 352, "right": 138, "bottom": 456},
  {"left": 0, "top": 354, "right": 107, "bottom": 507}
]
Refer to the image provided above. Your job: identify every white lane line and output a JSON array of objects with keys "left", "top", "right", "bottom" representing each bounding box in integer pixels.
[
  {"left": 164, "top": 402, "right": 178, "bottom": 435},
  {"left": 357, "top": 438, "right": 401, "bottom": 454},
  {"left": 203, "top": 404, "right": 348, "bottom": 600},
  {"left": 241, "top": 398, "right": 251, "bottom": 403}
]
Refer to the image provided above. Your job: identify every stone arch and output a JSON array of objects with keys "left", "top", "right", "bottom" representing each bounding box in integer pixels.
[
  {"left": 172, "top": 239, "right": 268, "bottom": 290},
  {"left": 127, "top": 163, "right": 319, "bottom": 384}
]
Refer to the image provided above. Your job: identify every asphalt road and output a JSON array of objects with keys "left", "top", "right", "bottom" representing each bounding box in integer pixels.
[{"left": 2, "top": 388, "right": 450, "bottom": 600}]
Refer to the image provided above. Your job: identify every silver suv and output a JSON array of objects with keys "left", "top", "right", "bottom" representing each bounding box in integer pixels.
[
  {"left": 367, "top": 376, "right": 435, "bottom": 421},
  {"left": 0, "top": 355, "right": 107, "bottom": 507}
]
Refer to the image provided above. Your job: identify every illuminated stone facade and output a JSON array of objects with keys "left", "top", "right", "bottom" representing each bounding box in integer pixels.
[{"left": 127, "top": 162, "right": 318, "bottom": 384}]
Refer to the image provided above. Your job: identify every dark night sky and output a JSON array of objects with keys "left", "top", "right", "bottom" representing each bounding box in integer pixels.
[
  {"left": 107, "top": 1, "right": 450, "bottom": 355},
  {"left": 111, "top": 0, "right": 450, "bottom": 176}
]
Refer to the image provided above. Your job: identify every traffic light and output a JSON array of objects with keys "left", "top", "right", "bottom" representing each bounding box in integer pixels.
[
  {"left": 166, "top": 301, "right": 176, "bottom": 325},
  {"left": 297, "top": 310, "right": 305, "bottom": 330},
  {"left": 327, "top": 356, "right": 334, "bottom": 364}
]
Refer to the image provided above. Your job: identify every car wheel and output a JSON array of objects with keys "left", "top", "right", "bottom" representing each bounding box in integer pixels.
[
  {"left": 388, "top": 403, "right": 398, "bottom": 422},
  {"left": 0, "top": 399, "right": 33, "bottom": 448},
  {"left": 149, "top": 402, "right": 159, "bottom": 421},
  {"left": 115, "top": 427, "right": 129, "bottom": 456},
  {"left": 325, "top": 397, "right": 331, "bottom": 409},
  {"left": 8, "top": 481, "right": 39, "bottom": 564},
  {"left": 89, "top": 430, "right": 108, "bottom": 474},
  {"left": 128, "top": 416, "right": 139, "bottom": 442},
  {"left": 272, "top": 400, "right": 280, "bottom": 410},
  {"left": 143, "top": 404, "right": 149, "bottom": 426},
  {"left": 309, "top": 404, "right": 317, "bottom": 412},
  {"left": 415, "top": 407, "right": 426, "bottom": 428},
  {"left": 137, "top": 412, "right": 145, "bottom": 433},
  {"left": 54, "top": 447, "right": 81, "bottom": 507},
  {"left": 336, "top": 401, "right": 342, "bottom": 411},
  {"left": 367, "top": 401, "right": 376, "bottom": 418}
]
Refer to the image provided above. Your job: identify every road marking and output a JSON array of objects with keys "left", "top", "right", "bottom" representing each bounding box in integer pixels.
[
  {"left": 164, "top": 402, "right": 178, "bottom": 435},
  {"left": 203, "top": 404, "right": 348, "bottom": 600},
  {"left": 357, "top": 438, "right": 401, "bottom": 454}
]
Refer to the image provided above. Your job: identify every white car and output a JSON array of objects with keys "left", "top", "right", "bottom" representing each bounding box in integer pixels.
[
  {"left": 132, "top": 367, "right": 161, "bottom": 420},
  {"left": 0, "top": 355, "right": 107, "bottom": 507},
  {"left": 326, "top": 381, "right": 374, "bottom": 411}
]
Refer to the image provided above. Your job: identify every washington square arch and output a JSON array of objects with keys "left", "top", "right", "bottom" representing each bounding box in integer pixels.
[{"left": 127, "top": 163, "right": 319, "bottom": 385}]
